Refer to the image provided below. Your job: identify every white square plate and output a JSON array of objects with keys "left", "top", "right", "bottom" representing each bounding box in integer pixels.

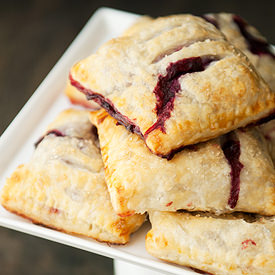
[{"left": 0, "top": 7, "right": 196, "bottom": 275}]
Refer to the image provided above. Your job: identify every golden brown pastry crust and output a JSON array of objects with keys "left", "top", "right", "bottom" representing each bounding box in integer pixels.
[
  {"left": 203, "top": 13, "right": 275, "bottom": 91},
  {"left": 90, "top": 110, "right": 275, "bottom": 216},
  {"left": 70, "top": 14, "right": 275, "bottom": 157},
  {"left": 146, "top": 211, "right": 275, "bottom": 275},
  {"left": 0, "top": 109, "right": 145, "bottom": 244}
]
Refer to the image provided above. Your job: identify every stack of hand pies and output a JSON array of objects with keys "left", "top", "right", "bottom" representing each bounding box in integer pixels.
[{"left": 2, "top": 13, "right": 275, "bottom": 275}]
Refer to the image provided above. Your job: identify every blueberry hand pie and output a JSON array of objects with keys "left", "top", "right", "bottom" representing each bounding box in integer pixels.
[
  {"left": 146, "top": 211, "right": 275, "bottom": 275},
  {"left": 90, "top": 109, "right": 275, "bottom": 216},
  {"left": 202, "top": 13, "right": 275, "bottom": 90},
  {"left": 0, "top": 109, "right": 145, "bottom": 244},
  {"left": 70, "top": 14, "right": 274, "bottom": 158}
]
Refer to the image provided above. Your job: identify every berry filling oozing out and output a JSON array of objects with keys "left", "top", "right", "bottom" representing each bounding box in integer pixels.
[
  {"left": 144, "top": 56, "right": 218, "bottom": 137},
  {"left": 221, "top": 132, "right": 244, "bottom": 209}
]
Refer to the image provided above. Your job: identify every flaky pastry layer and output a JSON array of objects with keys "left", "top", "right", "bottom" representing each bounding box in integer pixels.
[
  {"left": 71, "top": 14, "right": 274, "bottom": 157},
  {"left": 91, "top": 110, "right": 275, "bottom": 216},
  {"left": 146, "top": 211, "right": 275, "bottom": 275},
  {"left": 1, "top": 109, "right": 145, "bottom": 244}
]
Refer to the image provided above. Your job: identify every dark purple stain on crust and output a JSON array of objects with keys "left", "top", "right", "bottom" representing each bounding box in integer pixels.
[
  {"left": 201, "top": 15, "right": 219, "bottom": 29},
  {"left": 157, "top": 144, "right": 198, "bottom": 160},
  {"left": 144, "top": 56, "right": 217, "bottom": 138},
  {"left": 34, "top": 129, "right": 65, "bottom": 148},
  {"left": 69, "top": 74, "right": 142, "bottom": 137},
  {"left": 221, "top": 132, "right": 244, "bottom": 209},
  {"left": 233, "top": 15, "right": 275, "bottom": 58}
]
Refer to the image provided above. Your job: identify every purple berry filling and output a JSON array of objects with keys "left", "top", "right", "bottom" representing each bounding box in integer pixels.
[
  {"left": 233, "top": 15, "right": 275, "bottom": 58},
  {"left": 69, "top": 74, "right": 142, "bottom": 137},
  {"left": 221, "top": 133, "right": 244, "bottom": 209},
  {"left": 157, "top": 144, "right": 198, "bottom": 160},
  {"left": 201, "top": 15, "right": 219, "bottom": 29},
  {"left": 144, "top": 56, "right": 217, "bottom": 138},
  {"left": 34, "top": 129, "right": 65, "bottom": 148}
]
